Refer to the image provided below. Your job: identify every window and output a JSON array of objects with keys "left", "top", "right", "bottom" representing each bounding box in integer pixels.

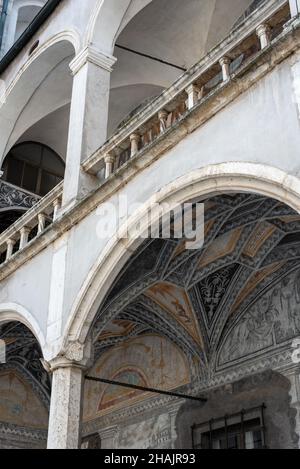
[
  {"left": 2, "top": 142, "right": 64, "bottom": 196},
  {"left": 192, "top": 405, "right": 266, "bottom": 450}
]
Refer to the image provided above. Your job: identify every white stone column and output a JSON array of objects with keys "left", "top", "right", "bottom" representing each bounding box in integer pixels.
[
  {"left": 62, "top": 46, "right": 117, "bottom": 208},
  {"left": 289, "top": 0, "right": 300, "bottom": 18},
  {"left": 47, "top": 356, "right": 85, "bottom": 449}
]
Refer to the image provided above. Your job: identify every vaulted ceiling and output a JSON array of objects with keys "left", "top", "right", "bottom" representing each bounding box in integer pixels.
[
  {"left": 0, "top": 322, "right": 50, "bottom": 404},
  {"left": 93, "top": 193, "right": 300, "bottom": 376}
]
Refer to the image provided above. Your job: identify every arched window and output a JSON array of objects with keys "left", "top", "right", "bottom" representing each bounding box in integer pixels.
[{"left": 1, "top": 142, "right": 65, "bottom": 196}]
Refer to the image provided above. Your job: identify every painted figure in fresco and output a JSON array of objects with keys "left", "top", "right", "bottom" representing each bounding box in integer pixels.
[
  {"left": 220, "top": 269, "right": 300, "bottom": 365},
  {"left": 273, "top": 269, "right": 300, "bottom": 339},
  {"left": 221, "top": 292, "right": 279, "bottom": 363}
]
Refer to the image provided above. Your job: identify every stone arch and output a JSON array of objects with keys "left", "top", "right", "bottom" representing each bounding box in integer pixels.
[
  {"left": 0, "top": 32, "right": 78, "bottom": 164},
  {"left": 0, "top": 302, "right": 46, "bottom": 350},
  {"left": 86, "top": 0, "right": 153, "bottom": 54},
  {"left": 63, "top": 163, "right": 300, "bottom": 351}
]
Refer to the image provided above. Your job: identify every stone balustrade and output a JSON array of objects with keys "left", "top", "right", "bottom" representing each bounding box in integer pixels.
[
  {"left": 82, "top": 0, "right": 290, "bottom": 176},
  {"left": 0, "top": 182, "right": 63, "bottom": 264}
]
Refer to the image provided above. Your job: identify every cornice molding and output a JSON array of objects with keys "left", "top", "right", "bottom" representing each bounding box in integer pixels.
[{"left": 70, "top": 46, "right": 117, "bottom": 75}]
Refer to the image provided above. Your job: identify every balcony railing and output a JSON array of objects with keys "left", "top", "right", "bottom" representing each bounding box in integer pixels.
[
  {"left": 0, "top": 0, "right": 294, "bottom": 267},
  {"left": 0, "top": 179, "right": 40, "bottom": 211},
  {"left": 0, "top": 181, "right": 62, "bottom": 264},
  {"left": 82, "top": 0, "right": 290, "bottom": 176}
]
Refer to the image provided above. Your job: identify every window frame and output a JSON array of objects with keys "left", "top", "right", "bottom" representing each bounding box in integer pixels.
[
  {"left": 191, "top": 404, "right": 267, "bottom": 450},
  {"left": 2, "top": 141, "right": 64, "bottom": 196}
]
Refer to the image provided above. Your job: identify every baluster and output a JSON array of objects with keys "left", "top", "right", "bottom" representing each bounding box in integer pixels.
[
  {"left": 53, "top": 198, "right": 61, "bottom": 222},
  {"left": 256, "top": 24, "right": 271, "bottom": 49},
  {"left": 19, "top": 227, "right": 31, "bottom": 250},
  {"left": 104, "top": 153, "right": 115, "bottom": 179},
  {"left": 130, "top": 133, "right": 140, "bottom": 157},
  {"left": 158, "top": 110, "right": 168, "bottom": 133},
  {"left": 148, "top": 128, "right": 153, "bottom": 143},
  {"left": 186, "top": 84, "right": 201, "bottom": 110},
  {"left": 38, "top": 213, "right": 46, "bottom": 234},
  {"left": 219, "top": 56, "right": 231, "bottom": 82},
  {"left": 6, "top": 239, "right": 15, "bottom": 261}
]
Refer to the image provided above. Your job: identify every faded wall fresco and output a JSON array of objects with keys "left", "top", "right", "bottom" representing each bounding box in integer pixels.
[
  {"left": 219, "top": 269, "right": 300, "bottom": 366},
  {"left": 116, "top": 411, "right": 177, "bottom": 449},
  {"left": 0, "top": 371, "right": 48, "bottom": 428},
  {"left": 83, "top": 334, "right": 190, "bottom": 420}
]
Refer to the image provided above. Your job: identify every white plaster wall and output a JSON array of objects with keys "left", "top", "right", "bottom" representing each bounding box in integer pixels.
[{"left": 0, "top": 245, "right": 53, "bottom": 341}]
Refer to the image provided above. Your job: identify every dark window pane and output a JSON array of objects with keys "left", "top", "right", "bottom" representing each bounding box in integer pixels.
[
  {"left": 40, "top": 171, "right": 60, "bottom": 196},
  {"left": 22, "top": 163, "right": 38, "bottom": 193},
  {"left": 42, "top": 148, "right": 64, "bottom": 175},
  {"left": 6, "top": 158, "right": 23, "bottom": 187},
  {"left": 2, "top": 142, "right": 65, "bottom": 196},
  {"left": 195, "top": 417, "right": 263, "bottom": 450},
  {"left": 11, "top": 143, "right": 42, "bottom": 165}
]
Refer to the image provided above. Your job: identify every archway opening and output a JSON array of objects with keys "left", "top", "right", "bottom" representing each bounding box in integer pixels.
[
  {"left": 0, "top": 141, "right": 65, "bottom": 232},
  {"left": 81, "top": 191, "right": 300, "bottom": 449},
  {"left": 0, "top": 320, "right": 50, "bottom": 449},
  {"left": 1, "top": 141, "right": 65, "bottom": 197},
  {"left": 108, "top": 0, "right": 256, "bottom": 135}
]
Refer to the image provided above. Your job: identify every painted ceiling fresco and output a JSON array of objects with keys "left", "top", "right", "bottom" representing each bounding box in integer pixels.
[
  {"left": 0, "top": 370, "right": 48, "bottom": 428},
  {"left": 92, "top": 193, "right": 300, "bottom": 400},
  {"left": 84, "top": 334, "right": 190, "bottom": 419},
  {"left": 2, "top": 193, "right": 300, "bottom": 423},
  {"left": 0, "top": 322, "right": 50, "bottom": 427}
]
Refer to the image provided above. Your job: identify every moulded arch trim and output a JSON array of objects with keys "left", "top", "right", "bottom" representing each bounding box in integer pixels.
[
  {"left": 0, "top": 30, "right": 79, "bottom": 164},
  {"left": 0, "top": 303, "right": 46, "bottom": 350},
  {"left": 85, "top": 0, "right": 153, "bottom": 54},
  {"left": 63, "top": 162, "right": 300, "bottom": 353},
  {"left": 3, "top": 29, "right": 80, "bottom": 100}
]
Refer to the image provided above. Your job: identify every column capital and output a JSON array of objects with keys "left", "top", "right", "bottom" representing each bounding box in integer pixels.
[
  {"left": 256, "top": 23, "right": 271, "bottom": 38},
  {"left": 104, "top": 153, "right": 116, "bottom": 165},
  {"left": 20, "top": 226, "right": 31, "bottom": 235},
  {"left": 219, "top": 56, "right": 231, "bottom": 66},
  {"left": 45, "top": 340, "right": 93, "bottom": 372},
  {"left": 130, "top": 132, "right": 140, "bottom": 142},
  {"left": 70, "top": 45, "right": 117, "bottom": 75}
]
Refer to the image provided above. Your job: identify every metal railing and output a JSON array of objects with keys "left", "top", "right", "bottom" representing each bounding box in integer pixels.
[{"left": 0, "top": 181, "right": 62, "bottom": 264}]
